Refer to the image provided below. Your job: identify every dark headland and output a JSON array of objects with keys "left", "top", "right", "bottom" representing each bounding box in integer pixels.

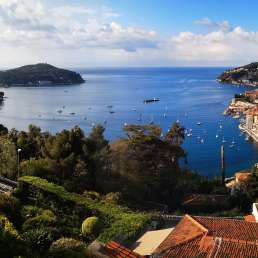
[
  {"left": 0, "top": 63, "right": 85, "bottom": 87},
  {"left": 218, "top": 62, "right": 258, "bottom": 86}
]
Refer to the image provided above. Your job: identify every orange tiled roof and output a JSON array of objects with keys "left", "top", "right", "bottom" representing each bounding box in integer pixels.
[
  {"left": 193, "top": 216, "right": 258, "bottom": 241},
  {"left": 155, "top": 214, "right": 207, "bottom": 253},
  {"left": 104, "top": 241, "right": 144, "bottom": 258},
  {"left": 211, "top": 238, "right": 258, "bottom": 258},
  {"left": 235, "top": 172, "right": 251, "bottom": 182},
  {"left": 154, "top": 215, "right": 258, "bottom": 257},
  {"left": 245, "top": 214, "right": 256, "bottom": 222}
]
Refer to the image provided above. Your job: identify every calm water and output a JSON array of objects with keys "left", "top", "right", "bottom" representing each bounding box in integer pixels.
[{"left": 0, "top": 67, "right": 258, "bottom": 177}]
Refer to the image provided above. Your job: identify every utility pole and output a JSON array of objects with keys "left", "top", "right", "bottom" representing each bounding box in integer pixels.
[
  {"left": 17, "top": 148, "right": 21, "bottom": 179},
  {"left": 221, "top": 145, "right": 225, "bottom": 185}
]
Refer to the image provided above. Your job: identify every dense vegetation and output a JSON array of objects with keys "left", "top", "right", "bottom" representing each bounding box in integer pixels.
[
  {"left": 0, "top": 122, "right": 256, "bottom": 256},
  {"left": 218, "top": 62, "right": 258, "bottom": 84},
  {"left": 0, "top": 63, "right": 85, "bottom": 86}
]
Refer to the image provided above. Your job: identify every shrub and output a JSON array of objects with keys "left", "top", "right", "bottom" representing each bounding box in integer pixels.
[
  {"left": 18, "top": 176, "right": 150, "bottom": 243},
  {"left": 0, "top": 193, "right": 20, "bottom": 220},
  {"left": 81, "top": 216, "right": 100, "bottom": 237},
  {"left": 83, "top": 191, "right": 100, "bottom": 201},
  {"left": 50, "top": 237, "right": 86, "bottom": 253},
  {"left": 22, "top": 209, "right": 56, "bottom": 231},
  {"left": 103, "top": 192, "right": 122, "bottom": 204},
  {"left": 21, "top": 205, "right": 42, "bottom": 219},
  {"left": 0, "top": 215, "right": 24, "bottom": 258},
  {"left": 22, "top": 227, "right": 60, "bottom": 254}
]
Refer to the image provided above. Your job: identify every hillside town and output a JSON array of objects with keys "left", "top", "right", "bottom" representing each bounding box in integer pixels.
[{"left": 225, "top": 89, "right": 258, "bottom": 142}]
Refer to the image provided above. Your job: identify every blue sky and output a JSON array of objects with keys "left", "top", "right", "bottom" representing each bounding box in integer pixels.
[{"left": 1, "top": 0, "right": 258, "bottom": 67}]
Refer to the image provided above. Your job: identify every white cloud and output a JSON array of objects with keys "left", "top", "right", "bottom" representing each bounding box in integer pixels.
[
  {"left": 194, "top": 17, "right": 231, "bottom": 32},
  {"left": 0, "top": 2, "right": 257, "bottom": 67},
  {"left": 0, "top": 0, "right": 158, "bottom": 53}
]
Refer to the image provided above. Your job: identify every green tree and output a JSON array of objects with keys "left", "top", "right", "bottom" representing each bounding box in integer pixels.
[{"left": 0, "top": 137, "right": 17, "bottom": 179}]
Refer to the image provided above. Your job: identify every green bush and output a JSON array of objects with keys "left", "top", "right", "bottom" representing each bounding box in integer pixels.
[
  {"left": 81, "top": 216, "right": 100, "bottom": 237},
  {"left": 103, "top": 192, "right": 122, "bottom": 204},
  {"left": 21, "top": 205, "right": 42, "bottom": 219},
  {"left": 50, "top": 237, "right": 86, "bottom": 253},
  {"left": 22, "top": 209, "right": 56, "bottom": 231},
  {"left": 0, "top": 193, "right": 20, "bottom": 220},
  {"left": 18, "top": 176, "right": 150, "bottom": 243},
  {"left": 22, "top": 227, "right": 60, "bottom": 254},
  {"left": 0, "top": 215, "right": 24, "bottom": 258},
  {"left": 83, "top": 191, "right": 101, "bottom": 201}
]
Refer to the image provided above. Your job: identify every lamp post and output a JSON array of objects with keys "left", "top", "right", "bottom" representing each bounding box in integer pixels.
[{"left": 17, "top": 148, "right": 21, "bottom": 179}]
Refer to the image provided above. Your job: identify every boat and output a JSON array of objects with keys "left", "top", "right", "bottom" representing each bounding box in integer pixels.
[
  {"left": 143, "top": 98, "right": 160, "bottom": 104},
  {"left": 233, "top": 114, "right": 240, "bottom": 119},
  {"left": 245, "top": 135, "right": 249, "bottom": 141},
  {"left": 57, "top": 110, "right": 62, "bottom": 114},
  {"left": 62, "top": 105, "right": 66, "bottom": 109},
  {"left": 84, "top": 117, "right": 87, "bottom": 120},
  {"left": 70, "top": 112, "right": 75, "bottom": 115},
  {"left": 200, "top": 139, "right": 204, "bottom": 143},
  {"left": 109, "top": 111, "right": 115, "bottom": 114},
  {"left": 107, "top": 105, "right": 113, "bottom": 108},
  {"left": 132, "top": 108, "right": 137, "bottom": 111},
  {"left": 197, "top": 122, "right": 202, "bottom": 125},
  {"left": 219, "top": 125, "right": 223, "bottom": 129},
  {"left": 149, "top": 115, "right": 154, "bottom": 125},
  {"left": 163, "top": 113, "right": 167, "bottom": 118},
  {"left": 215, "top": 134, "right": 219, "bottom": 138},
  {"left": 187, "top": 133, "right": 192, "bottom": 137},
  {"left": 137, "top": 113, "right": 142, "bottom": 122},
  {"left": 222, "top": 138, "right": 227, "bottom": 143}
]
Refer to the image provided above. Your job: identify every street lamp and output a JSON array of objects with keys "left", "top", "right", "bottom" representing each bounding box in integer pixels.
[{"left": 17, "top": 148, "right": 21, "bottom": 179}]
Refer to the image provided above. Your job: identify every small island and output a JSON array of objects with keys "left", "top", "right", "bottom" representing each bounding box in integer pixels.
[
  {"left": 218, "top": 62, "right": 258, "bottom": 87},
  {"left": 0, "top": 63, "right": 85, "bottom": 87}
]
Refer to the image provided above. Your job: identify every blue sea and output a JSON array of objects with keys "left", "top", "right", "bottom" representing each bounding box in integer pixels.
[{"left": 0, "top": 67, "right": 258, "bottom": 177}]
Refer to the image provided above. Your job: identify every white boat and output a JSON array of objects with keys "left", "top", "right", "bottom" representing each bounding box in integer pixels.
[
  {"left": 245, "top": 136, "right": 249, "bottom": 141},
  {"left": 132, "top": 108, "right": 137, "bottom": 111},
  {"left": 215, "top": 134, "right": 219, "bottom": 138},
  {"left": 222, "top": 138, "right": 227, "bottom": 143},
  {"left": 200, "top": 139, "right": 204, "bottom": 143},
  {"left": 197, "top": 122, "right": 202, "bottom": 125},
  {"left": 137, "top": 113, "right": 142, "bottom": 122},
  {"left": 187, "top": 133, "right": 192, "bottom": 137},
  {"left": 57, "top": 110, "right": 62, "bottom": 114},
  {"left": 163, "top": 113, "right": 167, "bottom": 118},
  {"left": 219, "top": 125, "right": 223, "bottom": 129}
]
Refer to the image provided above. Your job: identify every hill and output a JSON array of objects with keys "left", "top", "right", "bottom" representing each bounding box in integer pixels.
[
  {"left": 0, "top": 63, "right": 85, "bottom": 86},
  {"left": 218, "top": 62, "right": 258, "bottom": 86}
]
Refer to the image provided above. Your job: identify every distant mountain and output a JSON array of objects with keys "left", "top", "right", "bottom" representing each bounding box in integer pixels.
[
  {"left": 218, "top": 62, "right": 258, "bottom": 86},
  {"left": 0, "top": 63, "right": 85, "bottom": 86}
]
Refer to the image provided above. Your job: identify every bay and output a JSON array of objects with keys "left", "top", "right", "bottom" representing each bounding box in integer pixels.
[{"left": 0, "top": 67, "right": 257, "bottom": 177}]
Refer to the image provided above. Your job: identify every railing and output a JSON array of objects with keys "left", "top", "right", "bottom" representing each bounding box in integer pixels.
[{"left": 0, "top": 176, "right": 17, "bottom": 193}]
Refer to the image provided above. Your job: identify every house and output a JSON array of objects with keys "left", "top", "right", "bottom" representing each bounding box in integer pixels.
[
  {"left": 101, "top": 214, "right": 258, "bottom": 257},
  {"left": 226, "top": 170, "right": 251, "bottom": 194}
]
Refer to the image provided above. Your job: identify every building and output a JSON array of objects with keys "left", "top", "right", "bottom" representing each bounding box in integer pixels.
[
  {"left": 100, "top": 214, "right": 258, "bottom": 257},
  {"left": 226, "top": 170, "right": 251, "bottom": 194}
]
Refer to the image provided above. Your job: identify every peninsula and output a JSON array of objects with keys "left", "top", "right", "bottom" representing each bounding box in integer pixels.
[
  {"left": 218, "top": 62, "right": 258, "bottom": 87},
  {"left": 0, "top": 63, "right": 85, "bottom": 87}
]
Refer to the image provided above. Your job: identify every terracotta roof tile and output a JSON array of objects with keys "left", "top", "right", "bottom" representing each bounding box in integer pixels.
[
  {"left": 212, "top": 238, "right": 258, "bottom": 258},
  {"left": 244, "top": 214, "right": 256, "bottom": 222},
  {"left": 104, "top": 241, "right": 144, "bottom": 258},
  {"left": 193, "top": 216, "right": 258, "bottom": 241},
  {"left": 155, "top": 214, "right": 208, "bottom": 253}
]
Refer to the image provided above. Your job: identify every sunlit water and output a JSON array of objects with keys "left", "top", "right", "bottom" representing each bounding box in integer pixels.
[{"left": 0, "top": 67, "right": 257, "bottom": 177}]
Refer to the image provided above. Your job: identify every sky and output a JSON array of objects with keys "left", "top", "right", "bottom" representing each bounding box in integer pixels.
[{"left": 1, "top": 0, "right": 258, "bottom": 68}]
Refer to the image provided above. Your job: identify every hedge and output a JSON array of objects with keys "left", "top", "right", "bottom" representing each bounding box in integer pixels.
[{"left": 18, "top": 176, "right": 150, "bottom": 243}]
